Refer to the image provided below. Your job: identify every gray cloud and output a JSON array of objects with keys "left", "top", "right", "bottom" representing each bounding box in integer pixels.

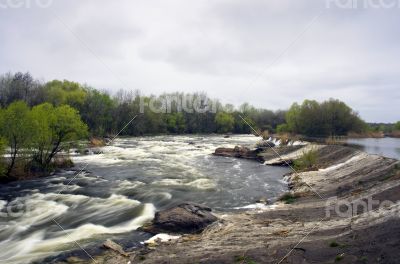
[{"left": 0, "top": 0, "right": 399, "bottom": 122}]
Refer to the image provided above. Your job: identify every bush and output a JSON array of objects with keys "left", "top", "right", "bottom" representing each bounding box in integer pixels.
[
  {"left": 276, "top": 124, "right": 289, "bottom": 134},
  {"left": 278, "top": 192, "right": 298, "bottom": 204},
  {"left": 395, "top": 121, "right": 400, "bottom": 131},
  {"left": 294, "top": 149, "right": 319, "bottom": 171}
]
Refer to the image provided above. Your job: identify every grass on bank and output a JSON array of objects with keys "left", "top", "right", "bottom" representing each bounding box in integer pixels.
[
  {"left": 293, "top": 148, "right": 319, "bottom": 172},
  {"left": 278, "top": 192, "right": 298, "bottom": 204},
  {"left": 234, "top": 255, "right": 257, "bottom": 264}
]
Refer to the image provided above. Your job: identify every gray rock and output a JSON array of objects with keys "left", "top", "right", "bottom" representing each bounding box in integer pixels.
[
  {"left": 256, "top": 140, "right": 275, "bottom": 148},
  {"left": 142, "top": 203, "right": 218, "bottom": 234},
  {"left": 102, "top": 239, "right": 128, "bottom": 257},
  {"left": 213, "top": 146, "right": 261, "bottom": 161},
  {"left": 255, "top": 197, "right": 270, "bottom": 205}
]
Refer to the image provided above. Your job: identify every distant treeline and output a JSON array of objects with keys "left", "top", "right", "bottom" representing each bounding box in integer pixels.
[
  {"left": 0, "top": 72, "right": 286, "bottom": 136},
  {"left": 1, "top": 72, "right": 398, "bottom": 139},
  {"left": 368, "top": 123, "right": 400, "bottom": 135}
]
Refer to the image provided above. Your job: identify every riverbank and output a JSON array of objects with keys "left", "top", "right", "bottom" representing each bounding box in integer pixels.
[{"left": 64, "top": 143, "right": 400, "bottom": 264}]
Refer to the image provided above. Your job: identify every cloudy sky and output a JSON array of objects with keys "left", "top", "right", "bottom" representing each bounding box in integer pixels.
[{"left": 0, "top": 0, "right": 399, "bottom": 122}]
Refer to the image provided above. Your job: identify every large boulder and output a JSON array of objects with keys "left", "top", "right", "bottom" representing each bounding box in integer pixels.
[
  {"left": 213, "top": 146, "right": 261, "bottom": 161},
  {"left": 142, "top": 203, "right": 218, "bottom": 234}
]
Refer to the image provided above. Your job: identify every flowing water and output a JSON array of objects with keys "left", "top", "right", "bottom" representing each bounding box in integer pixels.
[
  {"left": 346, "top": 137, "right": 400, "bottom": 160},
  {"left": 0, "top": 135, "right": 289, "bottom": 264}
]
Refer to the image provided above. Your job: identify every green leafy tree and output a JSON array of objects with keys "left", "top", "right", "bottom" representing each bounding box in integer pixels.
[
  {"left": 276, "top": 123, "right": 289, "bottom": 134},
  {"left": 31, "top": 103, "right": 88, "bottom": 171},
  {"left": 0, "top": 101, "right": 34, "bottom": 177},
  {"left": 166, "top": 113, "right": 185, "bottom": 133},
  {"left": 44, "top": 80, "right": 87, "bottom": 108},
  {"left": 80, "top": 88, "right": 115, "bottom": 136},
  {"left": 215, "top": 112, "right": 234, "bottom": 133},
  {"left": 284, "top": 99, "right": 367, "bottom": 137},
  {"left": 395, "top": 121, "right": 400, "bottom": 131},
  {"left": 285, "top": 103, "right": 301, "bottom": 133}
]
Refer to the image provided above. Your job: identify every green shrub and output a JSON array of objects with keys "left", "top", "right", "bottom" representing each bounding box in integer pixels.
[
  {"left": 276, "top": 124, "right": 289, "bottom": 134},
  {"left": 329, "top": 241, "right": 339, "bottom": 247},
  {"left": 234, "top": 255, "right": 257, "bottom": 264},
  {"left": 279, "top": 192, "right": 298, "bottom": 204},
  {"left": 294, "top": 149, "right": 319, "bottom": 171},
  {"left": 335, "top": 254, "right": 344, "bottom": 262}
]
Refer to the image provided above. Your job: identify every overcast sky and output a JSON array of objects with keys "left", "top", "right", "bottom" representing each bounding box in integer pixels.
[{"left": 1, "top": 0, "right": 399, "bottom": 122}]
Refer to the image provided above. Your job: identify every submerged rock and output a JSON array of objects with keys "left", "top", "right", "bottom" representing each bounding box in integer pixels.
[
  {"left": 142, "top": 203, "right": 218, "bottom": 234},
  {"left": 255, "top": 140, "right": 275, "bottom": 148},
  {"left": 255, "top": 197, "right": 270, "bottom": 205}
]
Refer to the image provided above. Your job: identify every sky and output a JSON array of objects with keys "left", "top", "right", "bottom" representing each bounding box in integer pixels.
[{"left": 0, "top": 0, "right": 399, "bottom": 122}]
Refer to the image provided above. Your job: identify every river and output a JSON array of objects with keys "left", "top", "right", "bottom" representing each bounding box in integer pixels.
[
  {"left": 346, "top": 137, "right": 400, "bottom": 160},
  {"left": 0, "top": 135, "right": 289, "bottom": 264}
]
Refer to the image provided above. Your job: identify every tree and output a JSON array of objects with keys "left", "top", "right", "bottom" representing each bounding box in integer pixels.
[
  {"left": 215, "top": 112, "right": 234, "bottom": 133},
  {"left": 43, "top": 80, "right": 87, "bottom": 108},
  {"left": 0, "top": 72, "right": 44, "bottom": 107},
  {"left": 80, "top": 88, "right": 115, "bottom": 136},
  {"left": 283, "top": 99, "right": 367, "bottom": 137},
  {"left": 0, "top": 137, "right": 7, "bottom": 178},
  {"left": 395, "top": 121, "right": 400, "bottom": 131},
  {"left": 31, "top": 103, "right": 88, "bottom": 171},
  {"left": 285, "top": 102, "right": 301, "bottom": 134},
  {"left": 166, "top": 113, "right": 185, "bottom": 133},
  {"left": 0, "top": 101, "right": 34, "bottom": 177},
  {"left": 276, "top": 123, "right": 289, "bottom": 134}
]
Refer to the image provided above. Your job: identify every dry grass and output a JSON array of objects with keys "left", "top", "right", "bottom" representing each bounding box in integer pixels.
[{"left": 90, "top": 137, "right": 106, "bottom": 147}]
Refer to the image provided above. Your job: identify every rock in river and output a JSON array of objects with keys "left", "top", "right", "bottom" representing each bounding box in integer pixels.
[
  {"left": 142, "top": 203, "right": 218, "bottom": 234},
  {"left": 213, "top": 146, "right": 262, "bottom": 161}
]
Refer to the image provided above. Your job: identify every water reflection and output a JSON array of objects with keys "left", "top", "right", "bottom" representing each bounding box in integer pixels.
[{"left": 346, "top": 137, "right": 400, "bottom": 160}]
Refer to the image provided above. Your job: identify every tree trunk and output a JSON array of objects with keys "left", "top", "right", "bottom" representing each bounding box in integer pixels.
[
  {"left": 6, "top": 137, "right": 17, "bottom": 177},
  {"left": 44, "top": 138, "right": 62, "bottom": 169}
]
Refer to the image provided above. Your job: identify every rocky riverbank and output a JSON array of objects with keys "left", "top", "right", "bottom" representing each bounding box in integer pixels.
[{"left": 53, "top": 143, "right": 400, "bottom": 264}]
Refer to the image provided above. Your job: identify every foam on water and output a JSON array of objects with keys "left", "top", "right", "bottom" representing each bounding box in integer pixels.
[
  {"left": 151, "top": 178, "right": 216, "bottom": 190},
  {"left": 0, "top": 191, "right": 155, "bottom": 264},
  {"left": 0, "top": 134, "right": 288, "bottom": 264}
]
